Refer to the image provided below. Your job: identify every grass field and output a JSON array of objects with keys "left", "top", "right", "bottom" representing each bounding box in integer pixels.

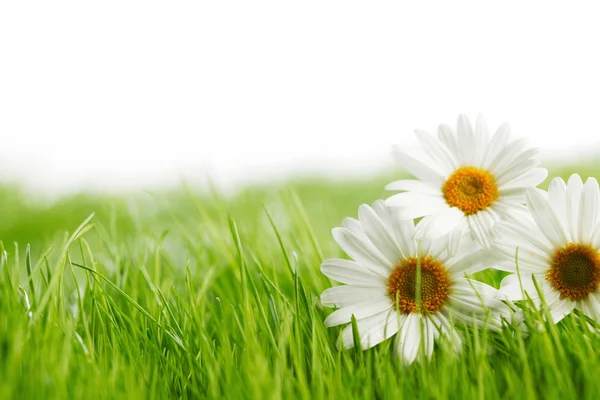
[{"left": 1, "top": 163, "right": 600, "bottom": 399}]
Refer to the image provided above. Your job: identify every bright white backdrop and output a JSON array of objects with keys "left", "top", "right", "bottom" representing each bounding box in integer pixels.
[{"left": 1, "top": 1, "right": 600, "bottom": 193}]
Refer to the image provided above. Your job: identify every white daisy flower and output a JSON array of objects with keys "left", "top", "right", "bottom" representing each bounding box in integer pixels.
[
  {"left": 320, "top": 200, "right": 513, "bottom": 365},
  {"left": 385, "top": 114, "right": 548, "bottom": 248},
  {"left": 494, "top": 174, "right": 600, "bottom": 324}
]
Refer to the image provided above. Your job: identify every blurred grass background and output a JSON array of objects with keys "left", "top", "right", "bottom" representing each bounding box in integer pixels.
[{"left": 0, "top": 160, "right": 600, "bottom": 244}]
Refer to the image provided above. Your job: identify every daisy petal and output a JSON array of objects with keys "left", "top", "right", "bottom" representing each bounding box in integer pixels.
[
  {"left": 497, "top": 274, "right": 540, "bottom": 301},
  {"left": 395, "top": 313, "right": 421, "bottom": 365},
  {"left": 332, "top": 228, "right": 393, "bottom": 276},
  {"left": 456, "top": 114, "right": 476, "bottom": 165},
  {"left": 320, "top": 259, "right": 387, "bottom": 285},
  {"left": 337, "top": 310, "right": 399, "bottom": 349},
  {"left": 473, "top": 114, "right": 491, "bottom": 166},
  {"left": 446, "top": 249, "right": 492, "bottom": 276},
  {"left": 371, "top": 200, "right": 394, "bottom": 233},
  {"left": 390, "top": 213, "right": 416, "bottom": 258},
  {"left": 385, "top": 179, "right": 440, "bottom": 195},
  {"left": 430, "top": 313, "right": 462, "bottom": 353},
  {"left": 437, "top": 124, "right": 459, "bottom": 159},
  {"left": 579, "top": 178, "right": 599, "bottom": 244},
  {"left": 452, "top": 278, "right": 499, "bottom": 298},
  {"left": 489, "top": 242, "right": 550, "bottom": 274},
  {"left": 414, "top": 129, "right": 457, "bottom": 173},
  {"left": 342, "top": 218, "right": 366, "bottom": 239},
  {"left": 359, "top": 311, "right": 401, "bottom": 350},
  {"left": 320, "top": 286, "right": 388, "bottom": 308},
  {"left": 385, "top": 192, "right": 448, "bottom": 220},
  {"left": 494, "top": 220, "right": 552, "bottom": 254},
  {"left": 500, "top": 168, "right": 548, "bottom": 191},
  {"left": 487, "top": 138, "right": 528, "bottom": 176},
  {"left": 467, "top": 211, "right": 496, "bottom": 248},
  {"left": 324, "top": 299, "right": 392, "bottom": 327},
  {"left": 547, "top": 298, "right": 575, "bottom": 324},
  {"left": 566, "top": 174, "right": 584, "bottom": 242},
  {"left": 578, "top": 293, "right": 600, "bottom": 322},
  {"left": 392, "top": 146, "right": 445, "bottom": 183},
  {"left": 482, "top": 122, "right": 511, "bottom": 170},
  {"left": 358, "top": 204, "right": 403, "bottom": 264},
  {"left": 547, "top": 177, "right": 568, "bottom": 235},
  {"left": 447, "top": 223, "right": 466, "bottom": 258},
  {"left": 525, "top": 188, "right": 568, "bottom": 248},
  {"left": 496, "top": 156, "right": 541, "bottom": 186},
  {"left": 413, "top": 207, "right": 464, "bottom": 241},
  {"left": 422, "top": 318, "right": 437, "bottom": 360}
]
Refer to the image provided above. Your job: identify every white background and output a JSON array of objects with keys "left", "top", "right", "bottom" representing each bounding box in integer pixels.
[{"left": 1, "top": 1, "right": 600, "bottom": 194}]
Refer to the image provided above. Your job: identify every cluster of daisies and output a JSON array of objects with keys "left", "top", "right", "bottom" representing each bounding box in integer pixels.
[{"left": 320, "top": 115, "right": 600, "bottom": 365}]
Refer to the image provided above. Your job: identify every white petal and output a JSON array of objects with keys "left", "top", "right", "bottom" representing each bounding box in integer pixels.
[
  {"left": 499, "top": 168, "right": 548, "bottom": 191},
  {"left": 413, "top": 207, "right": 464, "bottom": 241},
  {"left": 392, "top": 146, "right": 446, "bottom": 183},
  {"left": 437, "top": 124, "right": 460, "bottom": 160},
  {"left": 419, "top": 234, "right": 442, "bottom": 259},
  {"left": 592, "top": 224, "right": 600, "bottom": 249},
  {"left": 498, "top": 191, "right": 526, "bottom": 204},
  {"left": 489, "top": 243, "right": 550, "bottom": 274},
  {"left": 482, "top": 122, "right": 511, "bottom": 170},
  {"left": 456, "top": 114, "right": 476, "bottom": 165},
  {"left": 395, "top": 313, "right": 421, "bottom": 365},
  {"left": 487, "top": 138, "right": 528, "bottom": 176},
  {"left": 337, "top": 310, "right": 400, "bottom": 349},
  {"left": 467, "top": 211, "right": 496, "bottom": 249},
  {"left": 342, "top": 218, "right": 367, "bottom": 240},
  {"left": 497, "top": 274, "right": 541, "bottom": 301},
  {"left": 525, "top": 188, "right": 569, "bottom": 248},
  {"left": 452, "top": 278, "right": 499, "bottom": 298},
  {"left": 320, "top": 258, "right": 388, "bottom": 285},
  {"left": 358, "top": 204, "right": 403, "bottom": 264},
  {"left": 422, "top": 318, "right": 437, "bottom": 360},
  {"left": 547, "top": 298, "right": 575, "bottom": 324},
  {"left": 577, "top": 293, "right": 600, "bottom": 322},
  {"left": 494, "top": 220, "right": 552, "bottom": 255},
  {"left": 324, "top": 299, "right": 393, "bottom": 327},
  {"left": 359, "top": 311, "right": 401, "bottom": 350},
  {"left": 385, "top": 179, "right": 441, "bottom": 195},
  {"left": 491, "top": 201, "right": 530, "bottom": 221},
  {"left": 579, "top": 178, "right": 600, "bottom": 244},
  {"left": 446, "top": 249, "right": 493, "bottom": 276},
  {"left": 425, "top": 223, "right": 468, "bottom": 263},
  {"left": 495, "top": 157, "right": 540, "bottom": 186},
  {"left": 449, "top": 288, "right": 508, "bottom": 316},
  {"left": 385, "top": 192, "right": 448, "bottom": 220},
  {"left": 473, "top": 114, "right": 491, "bottom": 166},
  {"left": 430, "top": 312, "right": 462, "bottom": 353},
  {"left": 321, "top": 286, "right": 388, "bottom": 308},
  {"left": 566, "top": 174, "right": 584, "bottom": 242},
  {"left": 447, "top": 223, "right": 466, "bottom": 258},
  {"left": 390, "top": 215, "right": 416, "bottom": 260},
  {"left": 547, "top": 177, "right": 568, "bottom": 238},
  {"left": 371, "top": 200, "right": 394, "bottom": 233},
  {"left": 414, "top": 129, "right": 458, "bottom": 173},
  {"left": 492, "top": 237, "right": 551, "bottom": 268},
  {"left": 332, "top": 228, "right": 393, "bottom": 276}
]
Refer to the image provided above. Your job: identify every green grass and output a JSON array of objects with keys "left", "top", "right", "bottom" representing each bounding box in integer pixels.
[{"left": 1, "top": 163, "right": 600, "bottom": 399}]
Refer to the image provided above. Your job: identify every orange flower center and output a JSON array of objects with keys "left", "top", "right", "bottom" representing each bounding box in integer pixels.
[
  {"left": 442, "top": 166, "right": 499, "bottom": 215},
  {"left": 387, "top": 256, "right": 451, "bottom": 314},
  {"left": 547, "top": 243, "right": 600, "bottom": 300}
]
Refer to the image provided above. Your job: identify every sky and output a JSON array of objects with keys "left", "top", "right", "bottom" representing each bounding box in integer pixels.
[{"left": 1, "top": 1, "right": 600, "bottom": 194}]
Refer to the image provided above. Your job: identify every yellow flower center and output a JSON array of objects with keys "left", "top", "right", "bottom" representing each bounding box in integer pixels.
[
  {"left": 442, "top": 166, "right": 499, "bottom": 215},
  {"left": 387, "top": 256, "right": 451, "bottom": 314},
  {"left": 547, "top": 243, "right": 600, "bottom": 300}
]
